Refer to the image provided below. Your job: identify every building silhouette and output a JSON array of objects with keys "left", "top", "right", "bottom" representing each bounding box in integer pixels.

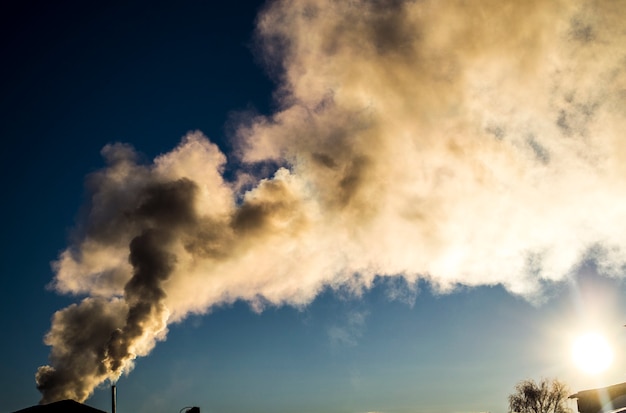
[
  {"left": 11, "top": 400, "right": 106, "bottom": 413},
  {"left": 570, "top": 382, "right": 626, "bottom": 413}
]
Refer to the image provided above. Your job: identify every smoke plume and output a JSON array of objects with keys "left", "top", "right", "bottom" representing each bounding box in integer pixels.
[{"left": 37, "top": 0, "right": 626, "bottom": 403}]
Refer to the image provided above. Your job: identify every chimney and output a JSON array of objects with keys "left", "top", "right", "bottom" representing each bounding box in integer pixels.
[{"left": 111, "top": 384, "right": 117, "bottom": 413}]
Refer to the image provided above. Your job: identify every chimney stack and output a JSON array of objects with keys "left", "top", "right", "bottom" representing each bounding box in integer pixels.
[{"left": 111, "top": 384, "right": 117, "bottom": 413}]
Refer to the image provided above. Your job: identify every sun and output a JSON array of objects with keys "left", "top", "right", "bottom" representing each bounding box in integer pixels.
[{"left": 571, "top": 332, "right": 614, "bottom": 374}]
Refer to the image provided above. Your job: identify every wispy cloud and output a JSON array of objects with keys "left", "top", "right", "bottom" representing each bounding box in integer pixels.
[{"left": 328, "top": 309, "right": 368, "bottom": 348}]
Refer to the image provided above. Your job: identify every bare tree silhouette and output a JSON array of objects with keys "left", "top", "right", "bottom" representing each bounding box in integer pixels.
[{"left": 509, "top": 378, "right": 572, "bottom": 413}]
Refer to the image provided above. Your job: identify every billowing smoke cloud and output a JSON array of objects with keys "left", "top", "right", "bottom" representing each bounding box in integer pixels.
[{"left": 37, "top": 0, "right": 626, "bottom": 403}]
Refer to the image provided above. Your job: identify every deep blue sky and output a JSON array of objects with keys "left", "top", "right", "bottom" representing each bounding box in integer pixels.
[{"left": 2, "top": 2, "right": 626, "bottom": 413}]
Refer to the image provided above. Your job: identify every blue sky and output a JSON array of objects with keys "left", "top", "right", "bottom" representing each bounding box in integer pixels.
[{"left": 2, "top": 1, "right": 626, "bottom": 413}]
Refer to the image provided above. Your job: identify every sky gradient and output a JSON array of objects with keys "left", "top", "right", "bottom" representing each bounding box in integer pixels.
[{"left": 2, "top": 1, "right": 626, "bottom": 413}]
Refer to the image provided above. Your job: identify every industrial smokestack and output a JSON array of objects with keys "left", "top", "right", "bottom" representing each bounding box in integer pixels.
[{"left": 111, "top": 384, "right": 116, "bottom": 413}]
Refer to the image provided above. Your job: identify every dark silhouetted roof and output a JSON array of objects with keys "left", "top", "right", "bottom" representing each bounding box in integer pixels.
[
  {"left": 11, "top": 400, "right": 106, "bottom": 413},
  {"left": 570, "top": 381, "right": 626, "bottom": 413}
]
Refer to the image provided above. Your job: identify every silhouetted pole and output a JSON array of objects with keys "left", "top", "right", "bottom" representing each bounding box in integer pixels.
[{"left": 111, "top": 384, "right": 116, "bottom": 413}]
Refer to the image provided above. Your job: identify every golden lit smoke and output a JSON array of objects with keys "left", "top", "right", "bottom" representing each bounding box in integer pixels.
[{"left": 37, "top": 0, "right": 626, "bottom": 403}]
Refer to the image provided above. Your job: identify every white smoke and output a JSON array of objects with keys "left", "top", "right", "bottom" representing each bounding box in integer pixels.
[{"left": 37, "top": 0, "right": 626, "bottom": 403}]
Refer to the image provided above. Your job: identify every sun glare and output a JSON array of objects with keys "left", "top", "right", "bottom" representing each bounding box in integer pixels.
[{"left": 571, "top": 332, "right": 614, "bottom": 375}]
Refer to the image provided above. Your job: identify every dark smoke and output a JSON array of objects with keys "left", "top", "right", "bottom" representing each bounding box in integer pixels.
[{"left": 38, "top": 176, "right": 202, "bottom": 402}]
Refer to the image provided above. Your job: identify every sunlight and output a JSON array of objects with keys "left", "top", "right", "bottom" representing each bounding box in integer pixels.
[{"left": 571, "top": 332, "right": 614, "bottom": 375}]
